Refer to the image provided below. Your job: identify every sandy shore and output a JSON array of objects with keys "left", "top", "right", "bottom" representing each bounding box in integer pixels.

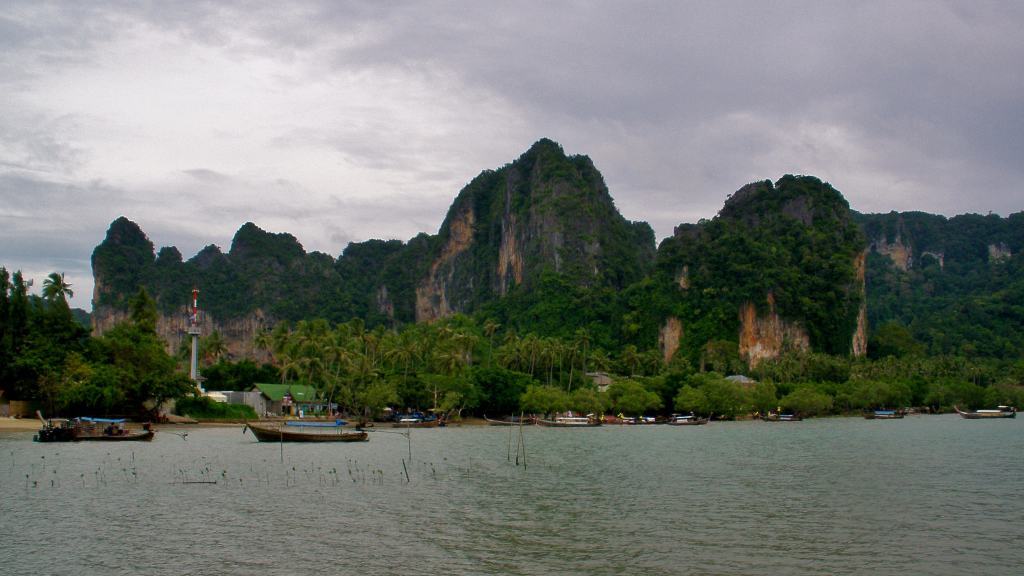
[{"left": 0, "top": 417, "right": 41, "bottom": 430}]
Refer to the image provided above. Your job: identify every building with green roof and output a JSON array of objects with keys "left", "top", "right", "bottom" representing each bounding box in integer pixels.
[{"left": 252, "top": 383, "right": 321, "bottom": 417}]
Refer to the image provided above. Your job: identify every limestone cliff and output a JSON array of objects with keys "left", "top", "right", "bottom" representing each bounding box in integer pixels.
[
  {"left": 657, "top": 175, "right": 867, "bottom": 365},
  {"left": 738, "top": 294, "right": 811, "bottom": 367},
  {"left": 658, "top": 316, "right": 683, "bottom": 364},
  {"left": 851, "top": 250, "right": 868, "bottom": 357},
  {"left": 871, "top": 235, "right": 912, "bottom": 271},
  {"left": 414, "top": 138, "right": 655, "bottom": 322},
  {"left": 416, "top": 205, "right": 475, "bottom": 321}
]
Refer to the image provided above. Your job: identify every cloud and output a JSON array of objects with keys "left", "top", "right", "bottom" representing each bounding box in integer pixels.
[{"left": 2, "top": 1, "right": 1023, "bottom": 312}]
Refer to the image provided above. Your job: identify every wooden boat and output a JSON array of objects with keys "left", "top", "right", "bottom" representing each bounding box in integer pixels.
[
  {"left": 35, "top": 414, "right": 155, "bottom": 442},
  {"left": 668, "top": 413, "right": 709, "bottom": 426},
  {"left": 954, "top": 406, "right": 1016, "bottom": 419},
  {"left": 863, "top": 409, "right": 905, "bottom": 419},
  {"left": 391, "top": 417, "right": 442, "bottom": 428},
  {"left": 244, "top": 420, "right": 368, "bottom": 442},
  {"left": 762, "top": 412, "right": 802, "bottom": 422},
  {"left": 483, "top": 415, "right": 536, "bottom": 426},
  {"left": 536, "top": 415, "right": 601, "bottom": 427}
]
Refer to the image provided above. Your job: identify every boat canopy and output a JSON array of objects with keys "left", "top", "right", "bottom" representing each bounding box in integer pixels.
[
  {"left": 76, "top": 417, "right": 126, "bottom": 423},
  {"left": 284, "top": 419, "right": 347, "bottom": 427}
]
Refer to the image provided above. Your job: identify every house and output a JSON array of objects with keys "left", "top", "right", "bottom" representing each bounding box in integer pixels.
[
  {"left": 586, "top": 372, "right": 614, "bottom": 393},
  {"left": 252, "top": 383, "right": 321, "bottom": 417}
]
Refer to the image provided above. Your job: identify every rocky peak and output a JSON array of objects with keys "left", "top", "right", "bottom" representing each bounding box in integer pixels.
[{"left": 229, "top": 222, "right": 304, "bottom": 264}]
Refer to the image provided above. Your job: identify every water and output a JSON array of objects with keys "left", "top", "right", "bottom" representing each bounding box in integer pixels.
[{"left": 1, "top": 416, "right": 1021, "bottom": 575}]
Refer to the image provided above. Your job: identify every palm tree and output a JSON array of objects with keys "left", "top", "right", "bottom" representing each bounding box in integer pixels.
[
  {"left": 42, "top": 272, "right": 74, "bottom": 303},
  {"left": 202, "top": 330, "right": 228, "bottom": 365},
  {"left": 483, "top": 319, "right": 500, "bottom": 367}
]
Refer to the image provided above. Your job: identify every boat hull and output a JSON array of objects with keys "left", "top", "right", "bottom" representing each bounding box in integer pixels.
[
  {"left": 391, "top": 419, "right": 441, "bottom": 428},
  {"left": 245, "top": 423, "right": 368, "bottom": 442},
  {"left": 864, "top": 411, "right": 905, "bottom": 419},
  {"left": 668, "top": 418, "right": 709, "bottom": 426},
  {"left": 536, "top": 419, "right": 601, "bottom": 427},
  {"left": 955, "top": 407, "right": 1016, "bottom": 419},
  {"left": 76, "top": 430, "right": 155, "bottom": 441},
  {"left": 762, "top": 415, "right": 802, "bottom": 422},
  {"left": 484, "top": 416, "right": 536, "bottom": 426}
]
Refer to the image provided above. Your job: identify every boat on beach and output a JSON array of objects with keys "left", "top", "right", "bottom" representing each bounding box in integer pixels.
[
  {"left": 391, "top": 416, "right": 442, "bottom": 428},
  {"left": 244, "top": 419, "right": 368, "bottom": 442},
  {"left": 863, "top": 409, "right": 905, "bottom": 419},
  {"left": 762, "top": 412, "right": 802, "bottom": 422},
  {"left": 483, "top": 415, "right": 536, "bottom": 426},
  {"left": 668, "top": 413, "right": 709, "bottom": 426},
  {"left": 536, "top": 414, "right": 601, "bottom": 427},
  {"left": 954, "top": 406, "right": 1016, "bottom": 419},
  {"left": 34, "top": 414, "right": 155, "bottom": 442}
]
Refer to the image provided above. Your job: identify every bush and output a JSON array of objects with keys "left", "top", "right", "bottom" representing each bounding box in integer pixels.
[{"left": 176, "top": 395, "right": 256, "bottom": 420}]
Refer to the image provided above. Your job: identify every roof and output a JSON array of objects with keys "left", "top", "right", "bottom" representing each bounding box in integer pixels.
[{"left": 252, "top": 383, "right": 319, "bottom": 403}]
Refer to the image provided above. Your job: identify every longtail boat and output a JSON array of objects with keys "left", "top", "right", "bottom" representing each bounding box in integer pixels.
[
  {"left": 391, "top": 417, "right": 442, "bottom": 428},
  {"left": 863, "top": 409, "right": 905, "bottom": 419},
  {"left": 536, "top": 415, "right": 601, "bottom": 427},
  {"left": 668, "top": 413, "right": 709, "bottom": 426},
  {"left": 34, "top": 413, "right": 154, "bottom": 442},
  {"left": 762, "top": 412, "right": 802, "bottom": 422},
  {"left": 954, "top": 406, "right": 1016, "bottom": 419},
  {"left": 483, "top": 415, "right": 536, "bottom": 426},
  {"left": 244, "top": 419, "right": 368, "bottom": 442}
]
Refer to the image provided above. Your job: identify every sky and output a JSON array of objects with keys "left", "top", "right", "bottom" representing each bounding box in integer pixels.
[{"left": 2, "top": 1, "right": 1023, "bottom": 311}]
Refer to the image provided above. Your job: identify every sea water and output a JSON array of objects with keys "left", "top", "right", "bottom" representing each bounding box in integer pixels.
[{"left": 1, "top": 415, "right": 1021, "bottom": 575}]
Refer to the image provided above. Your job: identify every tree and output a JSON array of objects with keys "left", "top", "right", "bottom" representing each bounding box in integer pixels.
[
  {"left": 673, "top": 385, "right": 709, "bottom": 415},
  {"left": 869, "top": 322, "right": 925, "bottom": 359},
  {"left": 607, "top": 378, "right": 662, "bottom": 416},
  {"left": 747, "top": 381, "right": 778, "bottom": 415},
  {"left": 201, "top": 330, "right": 228, "bottom": 365},
  {"left": 569, "top": 387, "right": 606, "bottom": 417},
  {"left": 42, "top": 272, "right": 74, "bottom": 304},
  {"left": 691, "top": 372, "right": 746, "bottom": 419},
  {"left": 520, "top": 385, "right": 570, "bottom": 415},
  {"left": 780, "top": 386, "right": 834, "bottom": 416}
]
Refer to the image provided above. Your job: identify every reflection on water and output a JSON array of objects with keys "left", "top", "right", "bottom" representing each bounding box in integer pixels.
[{"left": 1, "top": 416, "right": 1021, "bottom": 575}]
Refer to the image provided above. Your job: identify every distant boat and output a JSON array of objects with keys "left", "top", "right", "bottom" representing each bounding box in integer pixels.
[
  {"left": 762, "top": 412, "right": 802, "bottom": 422},
  {"left": 391, "top": 416, "right": 442, "bottom": 428},
  {"left": 863, "top": 409, "right": 905, "bottom": 419},
  {"left": 668, "top": 413, "right": 709, "bottom": 426},
  {"left": 954, "top": 406, "right": 1016, "bottom": 419},
  {"left": 244, "top": 420, "right": 368, "bottom": 442},
  {"left": 34, "top": 413, "right": 154, "bottom": 442},
  {"left": 483, "top": 415, "right": 536, "bottom": 426},
  {"left": 536, "top": 415, "right": 601, "bottom": 427}
]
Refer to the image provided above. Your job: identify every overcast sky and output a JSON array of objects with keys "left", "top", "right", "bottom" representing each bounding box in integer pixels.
[{"left": 2, "top": 1, "right": 1022, "bottom": 311}]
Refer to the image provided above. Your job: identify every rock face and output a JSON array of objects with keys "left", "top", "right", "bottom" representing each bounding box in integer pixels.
[
  {"left": 851, "top": 250, "right": 868, "bottom": 357},
  {"left": 416, "top": 205, "right": 476, "bottom": 321},
  {"left": 658, "top": 316, "right": 683, "bottom": 363},
  {"left": 872, "top": 235, "right": 912, "bottom": 271},
  {"left": 738, "top": 294, "right": 811, "bottom": 367},
  {"left": 413, "top": 138, "right": 656, "bottom": 322},
  {"left": 659, "top": 175, "right": 867, "bottom": 366},
  {"left": 988, "top": 242, "right": 1012, "bottom": 262}
]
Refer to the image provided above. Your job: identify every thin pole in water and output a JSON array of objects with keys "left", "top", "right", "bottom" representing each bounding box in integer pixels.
[{"left": 279, "top": 428, "right": 284, "bottom": 463}]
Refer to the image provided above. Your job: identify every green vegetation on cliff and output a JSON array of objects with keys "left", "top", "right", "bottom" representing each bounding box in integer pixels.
[
  {"left": 857, "top": 210, "right": 1024, "bottom": 357},
  {"left": 650, "top": 175, "right": 865, "bottom": 361}
]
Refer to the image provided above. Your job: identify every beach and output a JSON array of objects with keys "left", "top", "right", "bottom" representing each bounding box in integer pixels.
[{"left": 0, "top": 417, "right": 40, "bottom": 430}]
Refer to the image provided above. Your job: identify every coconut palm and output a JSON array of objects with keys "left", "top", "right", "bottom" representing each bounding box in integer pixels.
[{"left": 41, "top": 272, "right": 74, "bottom": 303}]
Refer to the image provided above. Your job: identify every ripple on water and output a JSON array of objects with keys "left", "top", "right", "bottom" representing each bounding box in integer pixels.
[{"left": 1, "top": 416, "right": 1021, "bottom": 575}]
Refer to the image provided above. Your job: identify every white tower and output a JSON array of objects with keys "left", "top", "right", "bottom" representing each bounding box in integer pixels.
[{"left": 187, "top": 287, "right": 204, "bottom": 393}]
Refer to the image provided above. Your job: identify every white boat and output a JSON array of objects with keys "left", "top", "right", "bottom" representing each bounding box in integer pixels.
[{"left": 537, "top": 414, "right": 601, "bottom": 427}]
